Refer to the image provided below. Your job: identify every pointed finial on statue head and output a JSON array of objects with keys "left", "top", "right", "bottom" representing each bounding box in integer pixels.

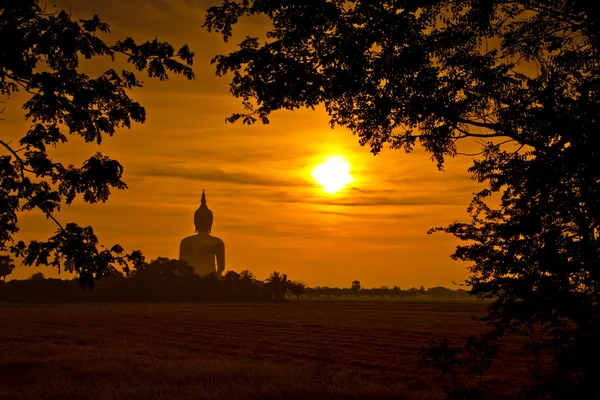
[
  {"left": 195, "top": 189, "right": 213, "bottom": 233},
  {"left": 201, "top": 189, "right": 207, "bottom": 207}
]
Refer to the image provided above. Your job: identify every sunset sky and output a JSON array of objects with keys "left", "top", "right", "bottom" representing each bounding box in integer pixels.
[{"left": 5, "top": 0, "right": 485, "bottom": 288}]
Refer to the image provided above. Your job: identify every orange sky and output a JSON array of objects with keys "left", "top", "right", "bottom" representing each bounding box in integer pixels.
[{"left": 4, "top": 0, "right": 485, "bottom": 288}]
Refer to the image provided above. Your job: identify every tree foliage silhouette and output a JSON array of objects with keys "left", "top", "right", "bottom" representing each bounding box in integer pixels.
[
  {"left": 133, "top": 257, "right": 195, "bottom": 281},
  {"left": 221, "top": 270, "right": 241, "bottom": 298},
  {"left": 29, "top": 272, "right": 45, "bottom": 281},
  {"left": 351, "top": 280, "right": 361, "bottom": 299},
  {"left": 0, "top": 255, "right": 15, "bottom": 282},
  {"left": 287, "top": 280, "right": 306, "bottom": 301},
  {"left": 0, "top": 1, "right": 194, "bottom": 288},
  {"left": 205, "top": 1, "right": 600, "bottom": 397},
  {"left": 265, "top": 271, "right": 288, "bottom": 300}
]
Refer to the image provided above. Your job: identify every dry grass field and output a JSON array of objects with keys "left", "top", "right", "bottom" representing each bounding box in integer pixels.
[{"left": 0, "top": 301, "right": 532, "bottom": 400}]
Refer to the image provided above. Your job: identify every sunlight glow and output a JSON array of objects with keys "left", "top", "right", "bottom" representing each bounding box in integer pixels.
[{"left": 311, "top": 155, "right": 354, "bottom": 193}]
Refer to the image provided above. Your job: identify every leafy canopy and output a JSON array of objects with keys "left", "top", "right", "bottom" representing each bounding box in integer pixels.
[
  {"left": 205, "top": 1, "right": 600, "bottom": 397},
  {"left": 205, "top": 0, "right": 598, "bottom": 164},
  {"left": 0, "top": 0, "right": 194, "bottom": 288}
]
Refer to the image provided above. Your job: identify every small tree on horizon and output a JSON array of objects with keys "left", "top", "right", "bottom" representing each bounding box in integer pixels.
[
  {"left": 29, "top": 272, "right": 44, "bottom": 281},
  {"left": 0, "top": 255, "right": 15, "bottom": 282},
  {"left": 221, "top": 270, "right": 241, "bottom": 298},
  {"left": 265, "top": 271, "right": 288, "bottom": 301},
  {"left": 238, "top": 269, "right": 258, "bottom": 300},
  {"left": 287, "top": 281, "right": 306, "bottom": 302},
  {"left": 223, "top": 270, "right": 241, "bottom": 280},
  {"left": 239, "top": 270, "right": 254, "bottom": 282},
  {"left": 351, "top": 280, "right": 361, "bottom": 299}
]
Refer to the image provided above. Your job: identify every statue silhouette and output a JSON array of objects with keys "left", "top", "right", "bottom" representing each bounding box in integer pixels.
[{"left": 179, "top": 190, "right": 225, "bottom": 276}]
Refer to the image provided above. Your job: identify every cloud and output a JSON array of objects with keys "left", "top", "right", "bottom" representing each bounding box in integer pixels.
[
  {"left": 281, "top": 193, "right": 466, "bottom": 207},
  {"left": 315, "top": 210, "right": 428, "bottom": 220},
  {"left": 136, "top": 165, "right": 310, "bottom": 188},
  {"left": 139, "top": 177, "right": 467, "bottom": 208},
  {"left": 166, "top": 144, "right": 312, "bottom": 164}
]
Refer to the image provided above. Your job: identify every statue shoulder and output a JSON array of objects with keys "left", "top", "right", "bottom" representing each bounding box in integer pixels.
[
  {"left": 180, "top": 235, "right": 196, "bottom": 246},
  {"left": 211, "top": 235, "right": 225, "bottom": 246}
]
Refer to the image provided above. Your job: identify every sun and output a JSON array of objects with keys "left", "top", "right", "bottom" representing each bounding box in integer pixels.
[{"left": 311, "top": 155, "right": 354, "bottom": 194}]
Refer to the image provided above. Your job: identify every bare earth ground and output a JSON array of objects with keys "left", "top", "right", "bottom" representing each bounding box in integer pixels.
[{"left": 0, "top": 301, "right": 531, "bottom": 400}]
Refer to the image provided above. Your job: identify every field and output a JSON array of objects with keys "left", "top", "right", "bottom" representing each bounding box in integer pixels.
[{"left": 0, "top": 301, "right": 531, "bottom": 399}]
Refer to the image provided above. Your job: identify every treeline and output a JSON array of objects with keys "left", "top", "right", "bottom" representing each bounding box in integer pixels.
[
  {"left": 306, "top": 285, "right": 470, "bottom": 299},
  {"left": 0, "top": 257, "right": 469, "bottom": 303}
]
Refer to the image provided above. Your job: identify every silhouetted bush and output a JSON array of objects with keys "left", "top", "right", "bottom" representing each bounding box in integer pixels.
[
  {"left": 0, "top": 258, "right": 469, "bottom": 303},
  {"left": 0, "top": 259, "right": 275, "bottom": 303}
]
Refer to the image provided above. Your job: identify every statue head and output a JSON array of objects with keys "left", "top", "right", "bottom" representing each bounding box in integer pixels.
[{"left": 194, "top": 190, "right": 213, "bottom": 233}]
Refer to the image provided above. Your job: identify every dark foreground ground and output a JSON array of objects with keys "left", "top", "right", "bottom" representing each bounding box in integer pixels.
[{"left": 0, "top": 301, "right": 531, "bottom": 399}]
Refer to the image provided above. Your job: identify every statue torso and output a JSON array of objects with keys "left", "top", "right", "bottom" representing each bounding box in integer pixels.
[{"left": 179, "top": 234, "right": 224, "bottom": 276}]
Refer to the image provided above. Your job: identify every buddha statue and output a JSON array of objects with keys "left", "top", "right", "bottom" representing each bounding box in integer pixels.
[{"left": 179, "top": 190, "right": 225, "bottom": 276}]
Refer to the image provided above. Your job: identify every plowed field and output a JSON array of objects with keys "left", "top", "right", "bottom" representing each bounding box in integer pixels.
[{"left": 0, "top": 301, "right": 531, "bottom": 399}]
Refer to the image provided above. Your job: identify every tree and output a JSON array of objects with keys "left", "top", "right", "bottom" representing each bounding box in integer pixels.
[
  {"left": 287, "top": 280, "right": 306, "bottom": 302},
  {"left": 351, "top": 280, "right": 361, "bottom": 299},
  {"left": 222, "top": 270, "right": 241, "bottom": 282},
  {"left": 237, "top": 269, "right": 258, "bottom": 300},
  {"left": 221, "top": 270, "right": 241, "bottom": 299},
  {"left": 377, "top": 286, "right": 390, "bottom": 298},
  {"left": 265, "top": 271, "right": 288, "bottom": 300},
  {"left": 205, "top": 1, "right": 600, "bottom": 397},
  {"left": 0, "top": 1, "right": 194, "bottom": 288},
  {"left": 427, "top": 286, "right": 455, "bottom": 298},
  {"left": 0, "top": 255, "right": 15, "bottom": 282},
  {"left": 29, "top": 272, "right": 44, "bottom": 281},
  {"left": 134, "top": 258, "right": 195, "bottom": 281}
]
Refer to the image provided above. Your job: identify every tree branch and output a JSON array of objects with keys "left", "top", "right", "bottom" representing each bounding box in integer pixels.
[
  {"left": 3, "top": 73, "right": 36, "bottom": 95},
  {"left": 0, "top": 139, "right": 35, "bottom": 173},
  {"left": 0, "top": 139, "right": 66, "bottom": 233}
]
